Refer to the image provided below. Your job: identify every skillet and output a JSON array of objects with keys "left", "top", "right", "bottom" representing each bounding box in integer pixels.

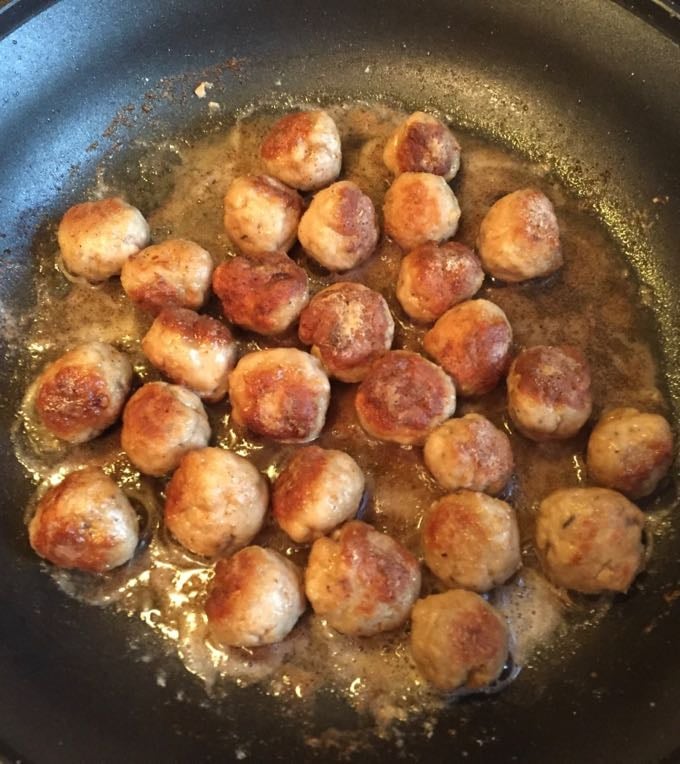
[{"left": 1, "top": 0, "right": 680, "bottom": 761}]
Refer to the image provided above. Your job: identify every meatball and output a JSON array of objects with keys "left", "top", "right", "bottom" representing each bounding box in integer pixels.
[
  {"left": 383, "top": 111, "right": 461, "bottom": 181},
  {"left": 383, "top": 172, "right": 461, "bottom": 251},
  {"left": 422, "top": 491, "right": 520, "bottom": 592},
  {"left": 164, "top": 447, "right": 268, "bottom": 558},
  {"left": 396, "top": 241, "right": 484, "bottom": 323},
  {"left": 587, "top": 408, "right": 673, "bottom": 499},
  {"left": 305, "top": 520, "right": 421, "bottom": 637},
  {"left": 212, "top": 252, "right": 309, "bottom": 336},
  {"left": 424, "top": 299, "right": 512, "bottom": 397},
  {"left": 477, "top": 188, "right": 562, "bottom": 283},
  {"left": 535, "top": 487, "right": 645, "bottom": 594},
  {"left": 355, "top": 350, "right": 456, "bottom": 445},
  {"left": 206, "top": 546, "right": 306, "bottom": 647},
  {"left": 35, "top": 341, "right": 132, "bottom": 444},
  {"left": 260, "top": 110, "right": 342, "bottom": 191},
  {"left": 142, "top": 307, "right": 237, "bottom": 403},
  {"left": 273, "top": 446, "right": 365, "bottom": 543},
  {"left": 29, "top": 467, "right": 139, "bottom": 573},
  {"left": 297, "top": 181, "right": 379, "bottom": 272},
  {"left": 410, "top": 590, "right": 509, "bottom": 692},
  {"left": 229, "top": 348, "right": 330, "bottom": 443},
  {"left": 120, "top": 239, "right": 213, "bottom": 315},
  {"left": 298, "top": 282, "right": 394, "bottom": 382},
  {"left": 424, "top": 414, "right": 514, "bottom": 495},
  {"left": 223, "top": 174, "right": 303, "bottom": 256},
  {"left": 57, "top": 197, "right": 150, "bottom": 282},
  {"left": 507, "top": 345, "right": 592, "bottom": 441},
  {"left": 121, "top": 382, "right": 210, "bottom": 477}
]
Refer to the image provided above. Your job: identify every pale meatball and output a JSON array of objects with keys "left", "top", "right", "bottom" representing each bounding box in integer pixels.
[
  {"left": 206, "top": 546, "right": 306, "bottom": 647},
  {"left": 142, "top": 307, "right": 237, "bottom": 403},
  {"left": 396, "top": 241, "right": 484, "bottom": 323},
  {"left": 260, "top": 110, "right": 342, "bottom": 191},
  {"left": 223, "top": 174, "right": 303, "bottom": 256},
  {"left": 297, "top": 181, "right": 379, "bottom": 272},
  {"left": 305, "top": 520, "right": 421, "bottom": 637},
  {"left": 229, "top": 348, "right": 330, "bottom": 443},
  {"left": 383, "top": 172, "right": 461, "bottom": 251},
  {"left": 57, "top": 197, "right": 150, "bottom": 282},
  {"left": 120, "top": 239, "right": 213, "bottom": 315},
  {"left": 121, "top": 382, "right": 210, "bottom": 477},
  {"left": 587, "top": 408, "right": 673, "bottom": 499},
  {"left": 424, "top": 414, "right": 514, "bottom": 494},
  {"left": 164, "top": 447, "right": 268, "bottom": 558},
  {"left": 477, "top": 188, "right": 562, "bottom": 283},
  {"left": 424, "top": 299, "right": 512, "bottom": 397},
  {"left": 212, "top": 252, "right": 309, "bottom": 336},
  {"left": 298, "top": 282, "right": 394, "bottom": 382},
  {"left": 273, "top": 446, "right": 365, "bottom": 543},
  {"left": 29, "top": 467, "right": 139, "bottom": 573},
  {"left": 35, "top": 341, "right": 132, "bottom": 444},
  {"left": 383, "top": 111, "right": 461, "bottom": 181},
  {"left": 355, "top": 350, "right": 456, "bottom": 445},
  {"left": 422, "top": 491, "right": 520, "bottom": 592},
  {"left": 507, "top": 345, "right": 592, "bottom": 441},
  {"left": 535, "top": 487, "right": 645, "bottom": 594},
  {"left": 410, "top": 590, "right": 509, "bottom": 692}
]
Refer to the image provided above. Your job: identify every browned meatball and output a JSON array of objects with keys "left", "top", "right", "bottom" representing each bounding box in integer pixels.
[
  {"left": 35, "top": 341, "right": 132, "bottom": 444},
  {"left": 535, "top": 487, "right": 645, "bottom": 594},
  {"left": 29, "top": 467, "right": 139, "bottom": 573},
  {"left": 212, "top": 252, "right": 309, "bottom": 336},
  {"left": 305, "top": 520, "right": 421, "bottom": 636},
  {"left": 396, "top": 241, "right": 484, "bottom": 323},
  {"left": 298, "top": 282, "right": 394, "bottom": 382},
  {"left": 355, "top": 350, "right": 456, "bottom": 445},
  {"left": 410, "top": 590, "right": 509, "bottom": 692},
  {"left": 507, "top": 345, "right": 592, "bottom": 441},
  {"left": 424, "top": 299, "right": 512, "bottom": 397}
]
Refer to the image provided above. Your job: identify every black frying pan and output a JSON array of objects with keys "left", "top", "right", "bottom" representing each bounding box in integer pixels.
[{"left": 1, "top": 1, "right": 680, "bottom": 761}]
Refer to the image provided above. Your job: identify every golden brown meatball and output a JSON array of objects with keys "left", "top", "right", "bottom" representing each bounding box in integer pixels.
[
  {"left": 164, "top": 447, "right": 269, "bottom": 558},
  {"left": 507, "top": 345, "right": 592, "bottom": 441},
  {"left": 422, "top": 491, "right": 520, "bottom": 592},
  {"left": 298, "top": 282, "right": 394, "bottom": 382},
  {"left": 424, "top": 414, "right": 514, "bottom": 494},
  {"left": 57, "top": 197, "right": 150, "bottom": 282},
  {"left": 535, "top": 487, "right": 645, "bottom": 594},
  {"left": 142, "top": 307, "right": 237, "bottom": 403},
  {"left": 223, "top": 174, "right": 303, "bottom": 256},
  {"left": 477, "top": 188, "right": 562, "bottom": 283},
  {"left": 212, "top": 252, "right": 309, "bottom": 336},
  {"left": 121, "top": 382, "right": 210, "bottom": 477},
  {"left": 396, "top": 241, "right": 484, "bottom": 323},
  {"left": 29, "top": 467, "right": 139, "bottom": 573},
  {"left": 205, "top": 546, "right": 306, "bottom": 647},
  {"left": 410, "top": 590, "right": 509, "bottom": 692},
  {"left": 383, "top": 111, "right": 461, "bottom": 181},
  {"left": 424, "top": 299, "right": 512, "bottom": 397},
  {"left": 305, "top": 520, "right": 421, "bottom": 636},
  {"left": 273, "top": 446, "right": 365, "bottom": 543},
  {"left": 120, "top": 239, "right": 213, "bottom": 315},
  {"left": 260, "top": 110, "right": 342, "bottom": 191},
  {"left": 355, "top": 350, "right": 456, "bottom": 445},
  {"left": 383, "top": 172, "right": 461, "bottom": 251},
  {"left": 229, "top": 348, "right": 331, "bottom": 443},
  {"left": 587, "top": 408, "right": 674, "bottom": 498},
  {"left": 35, "top": 341, "right": 132, "bottom": 444}
]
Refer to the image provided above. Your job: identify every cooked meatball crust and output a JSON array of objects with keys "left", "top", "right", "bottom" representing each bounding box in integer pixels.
[
  {"left": 29, "top": 467, "right": 139, "bottom": 573},
  {"left": 535, "top": 487, "right": 645, "bottom": 594},
  {"left": 305, "top": 520, "right": 421, "bottom": 637}
]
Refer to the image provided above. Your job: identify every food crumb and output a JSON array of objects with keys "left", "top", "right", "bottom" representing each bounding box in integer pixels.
[
  {"left": 156, "top": 669, "right": 167, "bottom": 688},
  {"left": 235, "top": 747, "right": 248, "bottom": 760},
  {"left": 194, "top": 81, "right": 214, "bottom": 99},
  {"left": 208, "top": 101, "right": 221, "bottom": 112}
]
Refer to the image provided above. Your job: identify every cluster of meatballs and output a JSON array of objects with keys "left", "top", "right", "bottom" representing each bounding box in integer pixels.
[{"left": 28, "top": 108, "right": 674, "bottom": 697}]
